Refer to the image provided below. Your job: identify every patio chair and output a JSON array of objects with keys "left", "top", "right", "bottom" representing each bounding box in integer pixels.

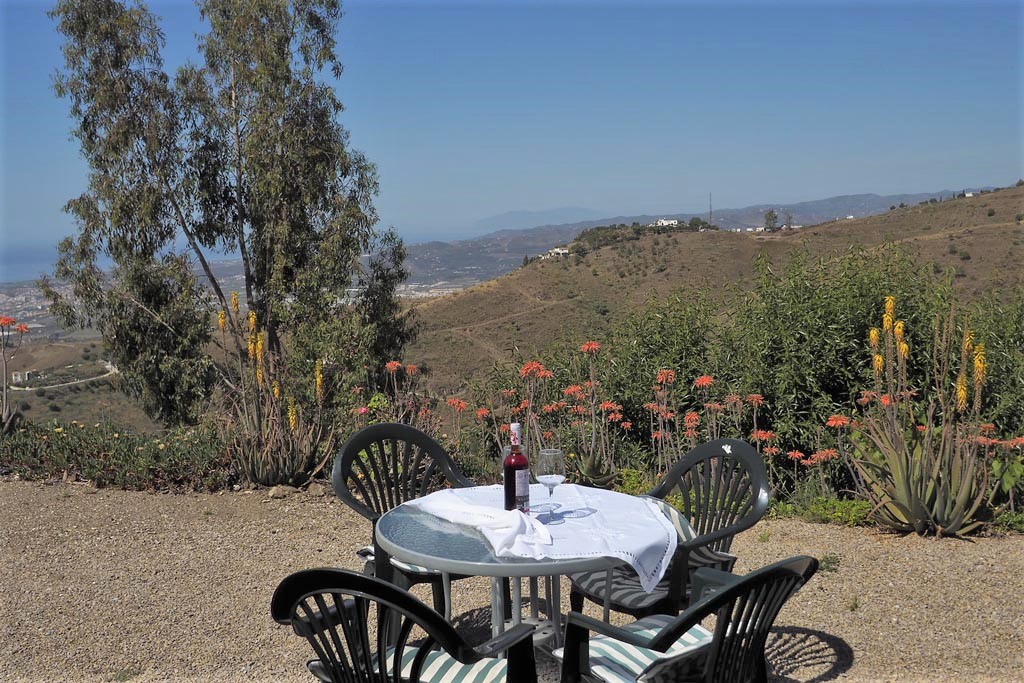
[
  {"left": 272, "top": 568, "right": 538, "bottom": 683},
  {"left": 569, "top": 439, "right": 770, "bottom": 619},
  {"left": 558, "top": 555, "right": 819, "bottom": 683},
  {"left": 332, "top": 423, "right": 477, "bottom": 615}
]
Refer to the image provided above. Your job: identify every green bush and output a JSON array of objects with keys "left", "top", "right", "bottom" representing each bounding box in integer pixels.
[
  {"left": 987, "top": 208, "right": 996, "bottom": 217},
  {"left": 0, "top": 420, "right": 234, "bottom": 491},
  {"left": 992, "top": 511, "right": 1024, "bottom": 533}
]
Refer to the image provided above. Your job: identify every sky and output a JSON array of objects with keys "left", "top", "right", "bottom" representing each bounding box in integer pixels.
[{"left": 1, "top": 0, "right": 1022, "bottom": 281}]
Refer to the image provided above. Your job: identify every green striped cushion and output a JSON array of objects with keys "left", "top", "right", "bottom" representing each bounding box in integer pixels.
[
  {"left": 308, "top": 646, "right": 507, "bottom": 683},
  {"left": 390, "top": 646, "right": 507, "bottom": 683},
  {"left": 553, "top": 614, "right": 712, "bottom": 683}
]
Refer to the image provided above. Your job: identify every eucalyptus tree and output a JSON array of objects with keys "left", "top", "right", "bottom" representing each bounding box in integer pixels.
[{"left": 44, "top": 0, "right": 413, "bottom": 469}]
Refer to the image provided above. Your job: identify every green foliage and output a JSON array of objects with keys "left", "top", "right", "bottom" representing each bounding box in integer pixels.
[
  {"left": 797, "top": 497, "right": 872, "bottom": 526},
  {"left": 763, "top": 209, "right": 779, "bottom": 232},
  {"left": 0, "top": 420, "right": 233, "bottom": 491},
  {"left": 724, "top": 248, "right": 948, "bottom": 454},
  {"left": 992, "top": 510, "right": 1024, "bottom": 533},
  {"left": 818, "top": 552, "right": 841, "bottom": 573},
  {"left": 615, "top": 467, "right": 653, "bottom": 496}
]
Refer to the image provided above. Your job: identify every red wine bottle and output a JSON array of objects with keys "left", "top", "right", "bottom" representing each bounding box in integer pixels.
[{"left": 503, "top": 423, "right": 530, "bottom": 512}]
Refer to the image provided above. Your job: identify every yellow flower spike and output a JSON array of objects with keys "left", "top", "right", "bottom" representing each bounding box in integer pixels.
[
  {"left": 256, "top": 366, "right": 264, "bottom": 387},
  {"left": 973, "top": 344, "right": 986, "bottom": 389},
  {"left": 882, "top": 313, "right": 894, "bottom": 333},
  {"left": 247, "top": 337, "right": 256, "bottom": 361},
  {"left": 894, "top": 320, "right": 905, "bottom": 342},
  {"left": 230, "top": 291, "right": 239, "bottom": 317},
  {"left": 869, "top": 328, "right": 880, "bottom": 350},
  {"left": 955, "top": 373, "right": 968, "bottom": 412},
  {"left": 288, "top": 398, "right": 298, "bottom": 431},
  {"left": 898, "top": 341, "right": 910, "bottom": 360},
  {"left": 884, "top": 296, "right": 895, "bottom": 318},
  {"left": 315, "top": 359, "right": 324, "bottom": 403},
  {"left": 962, "top": 328, "right": 974, "bottom": 355},
  {"left": 255, "top": 335, "right": 265, "bottom": 362},
  {"left": 248, "top": 310, "right": 257, "bottom": 334},
  {"left": 272, "top": 381, "right": 280, "bottom": 399},
  {"left": 873, "top": 353, "right": 884, "bottom": 376},
  {"left": 217, "top": 310, "right": 226, "bottom": 332}
]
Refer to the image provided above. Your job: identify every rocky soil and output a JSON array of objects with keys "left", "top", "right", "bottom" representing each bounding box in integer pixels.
[{"left": 1, "top": 480, "right": 1022, "bottom": 682}]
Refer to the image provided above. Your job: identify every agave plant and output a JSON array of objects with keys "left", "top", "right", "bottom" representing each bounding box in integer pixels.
[
  {"left": 849, "top": 298, "right": 989, "bottom": 536},
  {"left": 569, "top": 450, "right": 617, "bottom": 489}
]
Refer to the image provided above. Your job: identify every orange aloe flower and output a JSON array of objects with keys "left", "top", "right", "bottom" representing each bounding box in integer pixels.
[
  {"left": 520, "top": 360, "right": 547, "bottom": 378},
  {"left": 563, "top": 385, "right": 585, "bottom": 399},
  {"left": 656, "top": 368, "right": 676, "bottom": 385},
  {"left": 385, "top": 360, "right": 402, "bottom": 374},
  {"left": 446, "top": 397, "right": 468, "bottom": 413},
  {"left": 0, "top": 316, "right": 15, "bottom": 327},
  {"left": 405, "top": 364, "right": 419, "bottom": 376},
  {"left": 693, "top": 375, "right": 714, "bottom": 389},
  {"left": 683, "top": 411, "right": 700, "bottom": 428},
  {"left": 786, "top": 450, "right": 805, "bottom": 461},
  {"left": 826, "top": 415, "right": 851, "bottom": 428},
  {"left": 746, "top": 393, "right": 764, "bottom": 407},
  {"left": 580, "top": 341, "right": 601, "bottom": 354},
  {"left": 14, "top": 323, "right": 28, "bottom": 334},
  {"left": 475, "top": 407, "right": 490, "bottom": 421}
]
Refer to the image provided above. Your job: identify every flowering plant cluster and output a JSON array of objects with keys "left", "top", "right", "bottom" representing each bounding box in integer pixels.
[
  {"left": 1, "top": 315, "right": 30, "bottom": 435},
  {"left": 214, "top": 294, "right": 333, "bottom": 485},
  {"left": 845, "top": 296, "right": 1022, "bottom": 535}
]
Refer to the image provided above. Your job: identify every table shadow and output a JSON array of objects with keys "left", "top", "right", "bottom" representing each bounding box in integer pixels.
[{"left": 766, "top": 626, "right": 854, "bottom": 682}]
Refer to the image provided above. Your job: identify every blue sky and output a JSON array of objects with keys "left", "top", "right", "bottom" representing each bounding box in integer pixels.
[{"left": 1, "top": 0, "right": 1022, "bottom": 281}]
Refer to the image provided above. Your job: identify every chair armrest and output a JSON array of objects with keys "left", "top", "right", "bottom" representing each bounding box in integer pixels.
[
  {"left": 471, "top": 623, "right": 536, "bottom": 658},
  {"left": 565, "top": 611, "right": 655, "bottom": 650},
  {"left": 690, "top": 566, "right": 738, "bottom": 601},
  {"left": 470, "top": 623, "right": 539, "bottom": 683}
]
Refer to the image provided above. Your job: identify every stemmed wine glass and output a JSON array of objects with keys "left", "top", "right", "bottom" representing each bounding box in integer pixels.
[{"left": 535, "top": 448, "right": 566, "bottom": 499}]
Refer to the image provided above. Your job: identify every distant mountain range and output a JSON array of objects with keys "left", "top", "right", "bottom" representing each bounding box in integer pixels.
[
  {"left": 403, "top": 188, "right": 991, "bottom": 288},
  {"left": 473, "top": 207, "right": 609, "bottom": 232}
]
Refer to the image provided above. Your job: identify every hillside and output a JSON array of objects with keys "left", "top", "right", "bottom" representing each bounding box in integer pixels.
[
  {"left": 407, "top": 186, "right": 1024, "bottom": 391},
  {"left": 401, "top": 188, "right": 987, "bottom": 289}
]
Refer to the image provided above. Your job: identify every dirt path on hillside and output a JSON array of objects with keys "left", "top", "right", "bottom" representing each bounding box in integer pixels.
[{"left": 2, "top": 480, "right": 1022, "bottom": 682}]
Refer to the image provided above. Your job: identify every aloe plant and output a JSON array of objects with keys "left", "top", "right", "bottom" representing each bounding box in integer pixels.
[{"left": 850, "top": 298, "right": 990, "bottom": 536}]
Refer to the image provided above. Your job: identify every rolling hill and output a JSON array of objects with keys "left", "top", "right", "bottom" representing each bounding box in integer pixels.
[{"left": 407, "top": 185, "right": 1024, "bottom": 391}]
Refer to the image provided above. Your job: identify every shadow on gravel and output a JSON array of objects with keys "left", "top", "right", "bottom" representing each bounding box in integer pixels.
[{"left": 767, "top": 626, "right": 854, "bottom": 682}]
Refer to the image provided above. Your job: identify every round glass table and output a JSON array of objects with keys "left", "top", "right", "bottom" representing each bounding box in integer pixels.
[{"left": 375, "top": 487, "right": 629, "bottom": 646}]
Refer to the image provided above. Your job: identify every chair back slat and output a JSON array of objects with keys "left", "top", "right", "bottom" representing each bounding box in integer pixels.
[
  {"left": 650, "top": 440, "right": 769, "bottom": 555},
  {"left": 272, "top": 569, "right": 470, "bottom": 683},
  {"left": 333, "top": 423, "right": 472, "bottom": 522},
  {"left": 643, "top": 556, "right": 818, "bottom": 683}
]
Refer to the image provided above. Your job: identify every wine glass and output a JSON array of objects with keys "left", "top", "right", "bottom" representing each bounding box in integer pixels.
[{"left": 535, "top": 448, "right": 566, "bottom": 498}]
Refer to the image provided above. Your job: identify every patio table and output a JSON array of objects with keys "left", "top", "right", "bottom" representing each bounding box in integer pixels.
[{"left": 375, "top": 483, "right": 672, "bottom": 648}]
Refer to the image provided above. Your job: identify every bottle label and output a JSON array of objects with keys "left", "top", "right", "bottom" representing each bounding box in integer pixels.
[{"left": 515, "top": 468, "right": 530, "bottom": 512}]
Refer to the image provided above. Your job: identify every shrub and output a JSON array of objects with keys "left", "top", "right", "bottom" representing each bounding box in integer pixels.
[
  {"left": 987, "top": 208, "right": 996, "bottom": 217},
  {"left": 0, "top": 420, "right": 234, "bottom": 491}
]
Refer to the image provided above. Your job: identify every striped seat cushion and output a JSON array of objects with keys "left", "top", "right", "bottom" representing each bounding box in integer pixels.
[
  {"left": 306, "top": 646, "right": 507, "bottom": 683},
  {"left": 553, "top": 614, "right": 712, "bottom": 683},
  {"left": 355, "top": 545, "right": 439, "bottom": 576}
]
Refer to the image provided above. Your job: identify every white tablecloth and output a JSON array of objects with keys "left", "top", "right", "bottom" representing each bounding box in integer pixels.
[{"left": 403, "top": 483, "right": 677, "bottom": 592}]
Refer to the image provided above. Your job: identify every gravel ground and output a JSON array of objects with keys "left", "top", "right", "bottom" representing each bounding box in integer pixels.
[{"left": 2, "top": 479, "right": 1023, "bottom": 682}]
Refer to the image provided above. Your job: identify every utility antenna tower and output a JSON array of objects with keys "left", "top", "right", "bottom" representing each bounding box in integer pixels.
[{"left": 708, "top": 192, "right": 713, "bottom": 225}]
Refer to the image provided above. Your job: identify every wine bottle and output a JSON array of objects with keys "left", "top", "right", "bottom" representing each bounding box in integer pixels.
[{"left": 503, "top": 423, "right": 530, "bottom": 512}]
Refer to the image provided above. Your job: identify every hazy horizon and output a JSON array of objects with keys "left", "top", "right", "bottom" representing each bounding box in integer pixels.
[{"left": 2, "top": 0, "right": 1021, "bottom": 279}]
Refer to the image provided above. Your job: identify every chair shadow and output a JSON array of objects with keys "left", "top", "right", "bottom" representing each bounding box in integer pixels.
[
  {"left": 766, "top": 626, "right": 854, "bottom": 683},
  {"left": 451, "top": 606, "right": 499, "bottom": 643}
]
